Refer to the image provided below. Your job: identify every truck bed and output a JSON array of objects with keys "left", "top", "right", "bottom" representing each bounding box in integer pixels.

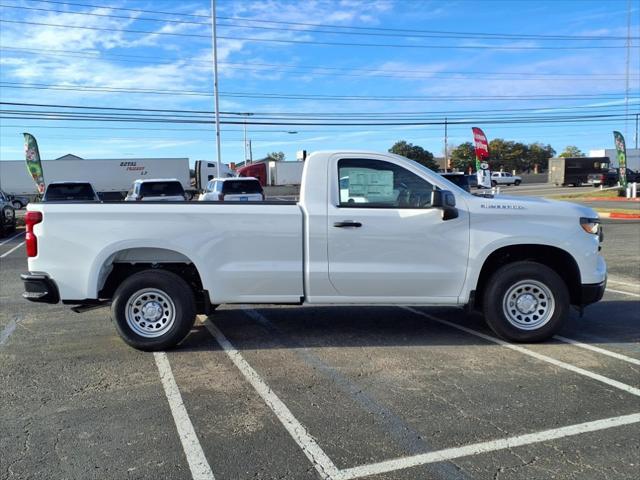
[{"left": 30, "top": 201, "right": 304, "bottom": 303}]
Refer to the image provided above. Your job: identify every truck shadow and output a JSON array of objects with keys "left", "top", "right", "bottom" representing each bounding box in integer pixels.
[{"left": 178, "top": 300, "right": 640, "bottom": 352}]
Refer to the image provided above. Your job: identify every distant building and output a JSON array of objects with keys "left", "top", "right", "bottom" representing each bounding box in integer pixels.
[{"left": 589, "top": 148, "right": 639, "bottom": 171}]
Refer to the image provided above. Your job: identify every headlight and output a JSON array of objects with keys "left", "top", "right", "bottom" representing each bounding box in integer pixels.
[{"left": 580, "top": 217, "right": 600, "bottom": 235}]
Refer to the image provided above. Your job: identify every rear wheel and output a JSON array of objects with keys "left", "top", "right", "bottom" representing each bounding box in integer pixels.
[
  {"left": 482, "top": 261, "right": 569, "bottom": 342},
  {"left": 111, "top": 270, "right": 196, "bottom": 351},
  {"left": 491, "top": 180, "right": 497, "bottom": 187}
]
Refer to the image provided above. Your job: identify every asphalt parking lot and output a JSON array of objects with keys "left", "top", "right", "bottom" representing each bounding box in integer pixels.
[{"left": 1, "top": 217, "right": 639, "bottom": 480}]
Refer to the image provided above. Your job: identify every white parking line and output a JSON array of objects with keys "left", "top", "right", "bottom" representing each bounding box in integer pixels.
[
  {"left": 154, "top": 352, "right": 216, "bottom": 480},
  {"left": 606, "top": 288, "right": 640, "bottom": 298},
  {"left": 0, "top": 231, "right": 24, "bottom": 246},
  {"left": 335, "top": 413, "right": 640, "bottom": 480},
  {"left": 553, "top": 335, "right": 640, "bottom": 366},
  {"left": 607, "top": 279, "right": 639, "bottom": 289},
  {"left": 0, "top": 318, "right": 17, "bottom": 347},
  {"left": 204, "top": 311, "right": 640, "bottom": 480},
  {"left": 0, "top": 241, "right": 25, "bottom": 259},
  {"left": 403, "top": 307, "right": 640, "bottom": 397},
  {"left": 204, "top": 319, "right": 340, "bottom": 480}
]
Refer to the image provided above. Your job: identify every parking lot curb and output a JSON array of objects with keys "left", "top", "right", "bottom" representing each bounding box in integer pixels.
[{"left": 580, "top": 197, "right": 640, "bottom": 202}]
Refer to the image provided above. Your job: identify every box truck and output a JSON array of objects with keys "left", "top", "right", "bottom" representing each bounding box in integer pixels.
[
  {"left": 0, "top": 156, "right": 232, "bottom": 199},
  {"left": 548, "top": 157, "right": 610, "bottom": 187}
]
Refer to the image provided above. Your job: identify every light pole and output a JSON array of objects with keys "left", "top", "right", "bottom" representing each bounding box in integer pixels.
[
  {"left": 242, "top": 112, "right": 254, "bottom": 165},
  {"left": 210, "top": 0, "right": 222, "bottom": 178}
]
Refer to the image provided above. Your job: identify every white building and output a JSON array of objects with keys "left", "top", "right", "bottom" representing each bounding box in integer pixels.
[{"left": 589, "top": 148, "right": 639, "bottom": 171}]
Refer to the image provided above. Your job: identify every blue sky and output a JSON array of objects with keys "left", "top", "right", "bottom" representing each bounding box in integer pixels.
[{"left": 0, "top": 0, "right": 639, "bottom": 164}]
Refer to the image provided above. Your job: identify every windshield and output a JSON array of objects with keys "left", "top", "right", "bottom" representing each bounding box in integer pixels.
[
  {"left": 139, "top": 181, "right": 185, "bottom": 197},
  {"left": 397, "top": 156, "right": 471, "bottom": 196},
  {"left": 44, "top": 183, "right": 97, "bottom": 201},
  {"left": 222, "top": 180, "right": 263, "bottom": 194}
]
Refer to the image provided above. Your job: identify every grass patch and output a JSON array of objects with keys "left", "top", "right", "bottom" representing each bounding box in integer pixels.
[
  {"left": 549, "top": 188, "right": 624, "bottom": 200},
  {"left": 593, "top": 208, "right": 639, "bottom": 215}
]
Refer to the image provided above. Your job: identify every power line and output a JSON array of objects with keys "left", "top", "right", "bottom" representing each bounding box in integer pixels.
[
  {"left": 0, "top": 110, "right": 634, "bottom": 126},
  {"left": 214, "top": 15, "right": 639, "bottom": 41},
  {"left": 0, "top": 19, "right": 211, "bottom": 38},
  {"left": 0, "top": 4, "right": 211, "bottom": 25},
  {"left": 2, "top": 47, "right": 636, "bottom": 79},
  {"left": 2, "top": 100, "right": 635, "bottom": 117},
  {"left": 14, "top": 0, "right": 638, "bottom": 42},
  {"left": 1, "top": 82, "right": 634, "bottom": 102},
  {"left": 3, "top": 4, "right": 637, "bottom": 43},
  {"left": 11, "top": 0, "right": 210, "bottom": 18},
  {"left": 1, "top": 19, "right": 635, "bottom": 50}
]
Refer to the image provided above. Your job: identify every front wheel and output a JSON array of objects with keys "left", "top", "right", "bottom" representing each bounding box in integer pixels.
[
  {"left": 482, "top": 261, "right": 569, "bottom": 342},
  {"left": 111, "top": 270, "right": 196, "bottom": 351},
  {"left": 514, "top": 180, "right": 521, "bottom": 186}
]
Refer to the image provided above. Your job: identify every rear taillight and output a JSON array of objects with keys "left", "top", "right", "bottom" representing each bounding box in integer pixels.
[
  {"left": 261, "top": 193, "right": 265, "bottom": 201},
  {"left": 25, "top": 211, "right": 43, "bottom": 257},
  {"left": 218, "top": 193, "right": 225, "bottom": 201}
]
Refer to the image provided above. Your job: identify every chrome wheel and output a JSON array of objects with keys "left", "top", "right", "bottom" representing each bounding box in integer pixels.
[
  {"left": 125, "top": 288, "right": 176, "bottom": 338},
  {"left": 502, "top": 279, "right": 555, "bottom": 330}
]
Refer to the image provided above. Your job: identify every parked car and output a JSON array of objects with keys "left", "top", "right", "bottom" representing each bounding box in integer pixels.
[
  {"left": 0, "top": 190, "right": 17, "bottom": 237},
  {"left": 587, "top": 168, "right": 640, "bottom": 187},
  {"left": 199, "top": 177, "right": 264, "bottom": 201},
  {"left": 125, "top": 179, "right": 187, "bottom": 202},
  {"left": 440, "top": 172, "right": 470, "bottom": 192},
  {"left": 43, "top": 182, "right": 99, "bottom": 202},
  {"left": 22, "top": 150, "right": 606, "bottom": 351},
  {"left": 7, "top": 194, "right": 29, "bottom": 209},
  {"left": 491, "top": 172, "right": 522, "bottom": 186}
]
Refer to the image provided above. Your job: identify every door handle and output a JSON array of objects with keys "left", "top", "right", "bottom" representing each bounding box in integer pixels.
[{"left": 333, "top": 221, "right": 362, "bottom": 228}]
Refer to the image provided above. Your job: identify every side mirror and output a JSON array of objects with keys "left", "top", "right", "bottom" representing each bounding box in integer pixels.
[{"left": 431, "top": 190, "right": 458, "bottom": 220}]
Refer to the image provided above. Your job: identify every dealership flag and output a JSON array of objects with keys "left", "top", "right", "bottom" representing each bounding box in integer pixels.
[
  {"left": 613, "top": 131, "right": 627, "bottom": 188},
  {"left": 472, "top": 127, "right": 492, "bottom": 188},
  {"left": 23, "top": 133, "right": 45, "bottom": 194}
]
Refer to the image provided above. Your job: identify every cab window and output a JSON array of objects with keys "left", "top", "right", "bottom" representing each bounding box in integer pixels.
[{"left": 338, "top": 158, "right": 435, "bottom": 208}]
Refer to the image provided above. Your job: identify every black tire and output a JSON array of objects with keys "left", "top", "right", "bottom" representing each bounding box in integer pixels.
[
  {"left": 111, "top": 270, "right": 196, "bottom": 351},
  {"left": 482, "top": 261, "right": 569, "bottom": 342},
  {"left": 12, "top": 201, "right": 23, "bottom": 209},
  {"left": 491, "top": 180, "right": 497, "bottom": 187},
  {"left": 514, "top": 180, "right": 521, "bottom": 186}
]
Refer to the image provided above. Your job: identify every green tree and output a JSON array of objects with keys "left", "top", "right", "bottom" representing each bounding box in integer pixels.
[
  {"left": 559, "top": 146, "right": 584, "bottom": 158},
  {"left": 526, "top": 143, "right": 555, "bottom": 171},
  {"left": 389, "top": 140, "right": 438, "bottom": 170},
  {"left": 450, "top": 142, "right": 476, "bottom": 171},
  {"left": 265, "top": 151, "right": 286, "bottom": 162}
]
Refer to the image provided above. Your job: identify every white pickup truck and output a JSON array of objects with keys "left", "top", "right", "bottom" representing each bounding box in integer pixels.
[{"left": 22, "top": 151, "right": 606, "bottom": 350}]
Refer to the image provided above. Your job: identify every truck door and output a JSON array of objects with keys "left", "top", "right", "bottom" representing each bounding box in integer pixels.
[{"left": 327, "top": 157, "right": 469, "bottom": 299}]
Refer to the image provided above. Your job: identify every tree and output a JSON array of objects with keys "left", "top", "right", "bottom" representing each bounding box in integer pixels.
[
  {"left": 450, "top": 142, "right": 476, "bottom": 171},
  {"left": 265, "top": 151, "right": 285, "bottom": 162},
  {"left": 527, "top": 143, "right": 555, "bottom": 171},
  {"left": 559, "top": 146, "right": 584, "bottom": 158},
  {"left": 389, "top": 140, "right": 438, "bottom": 170}
]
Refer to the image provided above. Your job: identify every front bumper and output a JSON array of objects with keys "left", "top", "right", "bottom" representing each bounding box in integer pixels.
[
  {"left": 21, "top": 272, "right": 60, "bottom": 304},
  {"left": 581, "top": 277, "right": 606, "bottom": 306}
]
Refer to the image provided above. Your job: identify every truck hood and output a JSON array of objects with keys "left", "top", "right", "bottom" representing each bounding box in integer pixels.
[{"left": 468, "top": 194, "right": 598, "bottom": 219}]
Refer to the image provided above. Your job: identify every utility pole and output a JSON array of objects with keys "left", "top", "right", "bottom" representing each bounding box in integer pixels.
[
  {"left": 444, "top": 117, "right": 448, "bottom": 172},
  {"left": 635, "top": 113, "right": 639, "bottom": 150},
  {"left": 210, "top": 0, "right": 222, "bottom": 178},
  {"left": 624, "top": 0, "right": 631, "bottom": 140}
]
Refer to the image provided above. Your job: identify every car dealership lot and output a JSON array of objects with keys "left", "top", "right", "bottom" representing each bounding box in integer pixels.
[{"left": 1, "top": 220, "right": 639, "bottom": 480}]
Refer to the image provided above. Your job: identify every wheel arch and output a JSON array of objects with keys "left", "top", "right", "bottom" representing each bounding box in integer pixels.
[
  {"left": 90, "top": 245, "right": 210, "bottom": 313},
  {"left": 473, "top": 244, "right": 581, "bottom": 309}
]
